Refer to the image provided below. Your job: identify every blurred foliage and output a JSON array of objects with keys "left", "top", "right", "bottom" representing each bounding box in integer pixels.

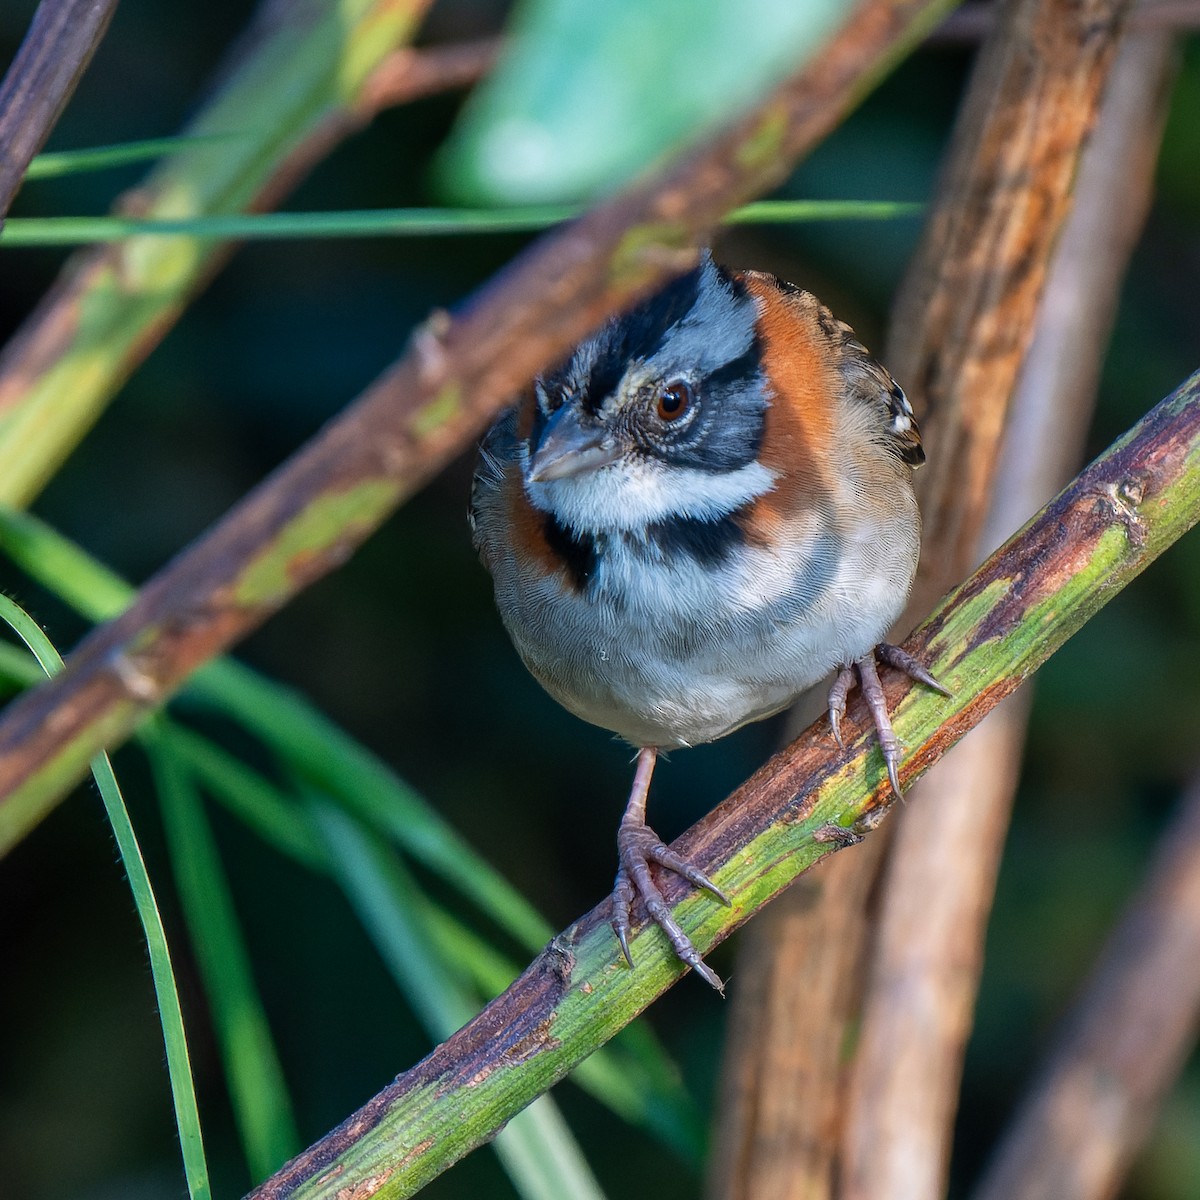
[
  {"left": 0, "top": 1, "right": 1199, "bottom": 1199},
  {"left": 434, "top": 0, "right": 846, "bottom": 203}
]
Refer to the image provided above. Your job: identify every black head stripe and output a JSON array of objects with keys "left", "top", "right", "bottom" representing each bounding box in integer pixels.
[
  {"left": 667, "top": 337, "right": 765, "bottom": 473},
  {"left": 579, "top": 266, "right": 707, "bottom": 414},
  {"left": 533, "top": 265, "right": 706, "bottom": 426}
]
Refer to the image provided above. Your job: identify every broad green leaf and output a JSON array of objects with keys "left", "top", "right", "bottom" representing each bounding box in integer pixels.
[{"left": 436, "top": 0, "right": 849, "bottom": 204}]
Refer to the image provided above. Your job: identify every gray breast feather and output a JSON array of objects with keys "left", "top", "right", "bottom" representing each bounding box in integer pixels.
[{"left": 484, "top": 507, "right": 914, "bottom": 748}]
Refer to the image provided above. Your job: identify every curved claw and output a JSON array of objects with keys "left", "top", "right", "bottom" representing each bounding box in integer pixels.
[
  {"left": 615, "top": 823, "right": 727, "bottom": 994},
  {"left": 612, "top": 870, "right": 636, "bottom": 968},
  {"left": 856, "top": 651, "right": 905, "bottom": 801},
  {"left": 829, "top": 644, "right": 945, "bottom": 802},
  {"left": 875, "top": 642, "right": 951, "bottom": 696},
  {"left": 827, "top": 664, "right": 855, "bottom": 750},
  {"left": 645, "top": 839, "right": 731, "bottom": 906},
  {"left": 611, "top": 748, "right": 726, "bottom": 993}
]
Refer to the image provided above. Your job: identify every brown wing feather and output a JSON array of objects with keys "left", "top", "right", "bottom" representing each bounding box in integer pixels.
[{"left": 746, "top": 271, "right": 925, "bottom": 468}]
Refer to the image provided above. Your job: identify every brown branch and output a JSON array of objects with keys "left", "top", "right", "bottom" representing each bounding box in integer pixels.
[
  {"left": 971, "top": 763, "right": 1200, "bottom": 1200},
  {"left": 0, "top": 0, "right": 956, "bottom": 836},
  {"left": 838, "top": 26, "right": 1177, "bottom": 1200},
  {"left": 356, "top": 38, "right": 500, "bottom": 111},
  {"left": 708, "top": 1, "right": 1130, "bottom": 1194},
  {"left": 0, "top": 0, "right": 119, "bottom": 223},
  {"left": 242, "top": 373, "right": 1200, "bottom": 1200},
  {"left": 897, "top": 0, "right": 1131, "bottom": 597}
]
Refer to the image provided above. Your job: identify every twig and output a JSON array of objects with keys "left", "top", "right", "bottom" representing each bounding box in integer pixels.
[
  {"left": 838, "top": 27, "right": 1177, "bottom": 1200},
  {"left": 0, "top": 0, "right": 957, "bottom": 841},
  {"left": 239, "top": 373, "right": 1200, "bottom": 1200},
  {"left": 971, "top": 762, "right": 1200, "bottom": 1200},
  {"left": 708, "top": 1, "right": 1130, "bottom": 1193},
  {"left": 0, "top": 0, "right": 119, "bottom": 223},
  {"left": 356, "top": 39, "right": 500, "bottom": 112}
]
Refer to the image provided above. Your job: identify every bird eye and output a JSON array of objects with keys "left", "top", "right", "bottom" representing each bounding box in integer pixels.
[{"left": 656, "top": 380, "right": 692, "bottom": 422}]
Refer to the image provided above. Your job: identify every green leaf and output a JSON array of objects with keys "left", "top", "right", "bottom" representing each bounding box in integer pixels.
[
  {"left": 0, "top": 504, "right": 705, "bottom": 1161},
  {"left": 0, "top": 200, "right": 922, "bottom": 246},
  {"left": 163, "top": 725, "right": 329, "bottom": 873},
  {"left": 436, "top": 0, "right": 850, "bottom": 204},
  {"left": 0, "top": 597, "right": 211, "bottom": 1200},
  {"left": 23, "top": 134, "right": 244, "bottom": 180},
  {"left": 144, "top": 721, "right": 302, "bottom": 1180}
]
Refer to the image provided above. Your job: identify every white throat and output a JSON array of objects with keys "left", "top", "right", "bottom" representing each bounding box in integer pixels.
[{"left": 525, "top": 454, "right": 777, "bottom": 532}]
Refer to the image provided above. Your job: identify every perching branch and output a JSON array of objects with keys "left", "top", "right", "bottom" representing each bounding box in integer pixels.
[
  {"left": 0, "top": 0, "right": 118, "bottom": 224},
  {"left": 0, "top": 0, "right": 957, "bottom": 843},
  {"left": 243, "top": 371, "right": 1200, "bottom": 1200}
]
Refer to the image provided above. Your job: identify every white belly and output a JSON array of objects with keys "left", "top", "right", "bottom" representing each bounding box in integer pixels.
[{"left": 494, "top": 504, "right": 919, "bottom": 748}]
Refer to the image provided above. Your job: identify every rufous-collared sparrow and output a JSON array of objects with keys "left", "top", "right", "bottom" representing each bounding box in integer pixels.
[{"left": 470, "top": 252, "right": 943, "bottom": 992}]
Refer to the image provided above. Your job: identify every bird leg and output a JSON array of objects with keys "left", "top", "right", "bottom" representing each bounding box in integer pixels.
[
  {"left": 612, "top": 746, "right": 730, "bottom": 994},
  {"left": 827, "top": 644, "right": 950, "bottom": 801}
]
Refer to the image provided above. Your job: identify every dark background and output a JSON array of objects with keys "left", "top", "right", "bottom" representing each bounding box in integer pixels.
[{"left": 1, "top": 1, "right": 1199, "bottom": 1197}]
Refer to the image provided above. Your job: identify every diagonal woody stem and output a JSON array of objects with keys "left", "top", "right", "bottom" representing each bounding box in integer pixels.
[
  {"left": 0, "top": 0, "right": 118, "bottom": 223},
  {"left": 837, "top": 25, "right": 1175, "bottom": 1200},
  {"left": 243, "top": 371, "right": 1200, "bottom": 1200},
  {"left": 0, "top": 0, "right": 957, "bottom": 845}
]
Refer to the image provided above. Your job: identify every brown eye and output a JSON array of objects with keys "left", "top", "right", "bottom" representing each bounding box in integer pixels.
[{"left": 656, "top": 380, "right": 692, "bottom": 422}]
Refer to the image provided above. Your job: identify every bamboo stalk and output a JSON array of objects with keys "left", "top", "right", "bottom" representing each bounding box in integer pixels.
[
  {"left": 0, "top": 0, "right": 435, "bottom": 507},
  {"left": 709, "top": 1, "right": 1131, "bottom": 1192},
  {"left": 838, "top": 27, "right": 1177, "bottom": 1200}
]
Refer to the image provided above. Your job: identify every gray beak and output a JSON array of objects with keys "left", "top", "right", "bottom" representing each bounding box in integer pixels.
[{"left": 527, "top": 404, "right": 621, "bottom": 483}]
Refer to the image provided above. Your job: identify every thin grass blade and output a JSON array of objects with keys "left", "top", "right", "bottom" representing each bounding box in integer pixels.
[
  {"left": 0, "top": 596, "right": 211, "bottom": 1200},
  {"left": 24, "top": 134, "right": 244, "bottom": 179},
  {"left": 0, "top": 199, "right": 923, "bottom": 246},
  {"left": 144, "top": 720, "right": 302, "bottom": 1180}
]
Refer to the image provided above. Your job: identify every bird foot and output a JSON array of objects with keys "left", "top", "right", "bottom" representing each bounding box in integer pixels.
[
  {"left": 827, "top": 643, "right": 948, "bottom": 801},
  {"left": 612, "top": 820, "right": 730, "bottom": 995}
]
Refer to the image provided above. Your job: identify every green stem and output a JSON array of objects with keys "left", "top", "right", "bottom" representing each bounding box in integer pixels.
[
  {"left": 0, "top": 200, "right": 923, "bottom": 245},
  {"left": 245, "top": 373, "right": 1200, "bottom": 1199}
]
